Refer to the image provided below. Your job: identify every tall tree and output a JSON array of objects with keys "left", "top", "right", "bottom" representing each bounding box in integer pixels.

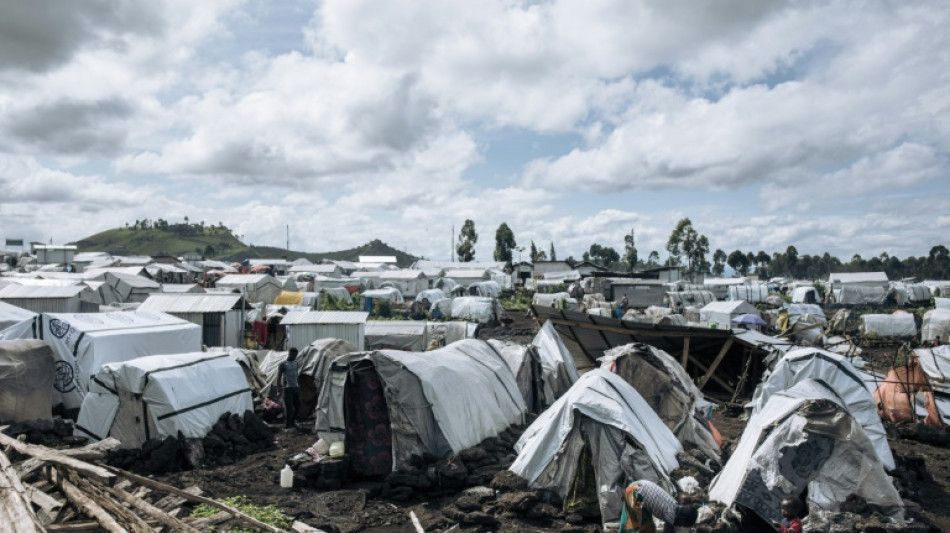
[
  {"left": 530, "top": 240, "right": 539, "bottom": 262},
  {"left": 647, "top": 251, "right": 660, "bottom": 266},
  {"left": 623, "top": 229, "right": 638, "bottom": 272},
  {"left": 727, "top": 249, "right": 750, "bottom": 276},
  {"left": 493, "top": 223, "right": 516, "bottom": 262},
  {"left": 588, "top": 243, "right": 620, "bottom": 267},
  {"left": 456, "top": 219, "right": 478, "bottom": 262},
  {"left": 712, "top": 249, "right": 727, "bottom": 276},
  {"left": 666, "top": 218, "right": 709, "bottom": 281},
  {"left": 549, "top": 242, "right": 557, "bottom": 261}
]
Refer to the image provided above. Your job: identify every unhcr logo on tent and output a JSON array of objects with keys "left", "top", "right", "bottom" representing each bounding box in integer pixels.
[
  {"left": 49, "top": 319, "right": 71, "bottom": 339},
  {"left": 54, "top": 361, "right": 75, "bottom": 393}
]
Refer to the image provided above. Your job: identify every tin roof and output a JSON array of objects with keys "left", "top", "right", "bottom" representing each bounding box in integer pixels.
[
  {"left": 139, "top": 293, "right": 245, "bottom": 313},
  {"left": 280, "top": 310, "right": 369, "bottom": 325}
]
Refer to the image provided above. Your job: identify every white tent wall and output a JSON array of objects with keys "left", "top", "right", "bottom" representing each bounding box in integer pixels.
[
  {"left": 790, "top": 286, "right": 819, "bottom": 304},
  {"left": 282, "top": 311, "right": 368, "bottom": 351},
  {"left": 833, "top": 285, "right": 887, "bottom": 305},
  {"left": 0, "top": 301, "right": 38, "bottom": 340},
  {"left": 75, "top": 351, "right": 253, "bottom": 448},
  {"left": 489, "top": 339, "right": 551, "bottom": 412},
  {"left": 748, "top": 347, "right": 894, "bottom": 469},
  {"left": 40, "top": 311, "right": 202, "bottom": 412},
  {"left": 451, "top": 297, "right": 504, "bottom": 324},
  {"left": 727, "top": 284, "right": 769, "bottom": 303},
  {"left": 860, "top": 314, "right": 917, "bottom": 339},
  {"left": 922, "top": 310, "right": 950, "bottom": 343},
  {"left": 665, "top": 290, "right": 716, "bottom": 311},
  {"left": 531, "top": 320, "right": 580, "bottom": 399},
  {"left": 710, "top": 380, "right": 903, "bottom": 524},
  {"left": 0, "top": 340, "right": 55, "bottom": 421},
  {"left": 699, "top": 301, "right": 759, "bottom": 328},
  {"left": 510, "top": 369, "right": 681, "bottom": 527},
  {"left": 365, "top": 320, "right": 428, "bottom": 351}
]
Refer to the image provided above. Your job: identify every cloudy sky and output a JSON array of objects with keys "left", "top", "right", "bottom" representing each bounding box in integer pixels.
[{"left": 1, "top": 1, "right": 948, "bottom": 263}]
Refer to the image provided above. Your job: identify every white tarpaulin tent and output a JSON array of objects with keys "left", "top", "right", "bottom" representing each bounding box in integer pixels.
[
  {"left": 748, "top": 347, "right": 894, "bottom": 470},
  {"left": 600, "top": 343, "right": 720, "bottom": 463},
  {"left": 365, "top": 320, "right": 429, "bottom": 351},
  {"left": 315, "top": 339, "right": 526, "bottom": 475},
  {"left": 40, "top": 311, "right": 202, "bottom": 412},
  {"left": 74, "top": 351, "right": 252, "bottom": 448},
  {"left": 532, "top": 292, "right": 579, "bottom": 311},
  {"left": 0, "top": 340, "right": 55, "bottom": 421},
  {"left": 489, "top": 339, "right": 551, "bottom": 413},
  {"left": 361, "top": 287, "right": 404, "bottom": 303},
  {"left": 790, "top": 286, "right": 820, "bottom": 304},
  {"left": 860, "top": 313, "right": 917, "bottom": 339},
  {"left": 833, "top": 285, "right": 886, "bottom": 305},
  {"left": 710, "top": 379, "right": 903, "bottom": 524},
  {"left": 727, "top": 284, "right": 769, "bottom": 303},
  {"left": 450, "top": 296, "right": 504, "bottom": 324},
  {"left": 531, "top": 320, "right": 580, "bottom": 399},
  {"left": 0, "top": 300, "right": 38, "bottom": 340},
  {"left": 915, "top": 345, "right": 950, "bottom": 394},
  {"left": 699, "top": 300, "right": 759, "bottom": 327},
  {"left": 921, "top": 309, "right": 950, "bottom": 343},
  {"left": 509, "top": 369, "right": 681, "bottom": 526},
  {"left": 259, "top": 339, "right": 356, "bottom": 418}
]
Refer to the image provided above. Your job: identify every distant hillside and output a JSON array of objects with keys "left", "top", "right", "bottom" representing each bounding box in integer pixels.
[{"left": 72, "top": 227, "right": 418, "bottom": 267}]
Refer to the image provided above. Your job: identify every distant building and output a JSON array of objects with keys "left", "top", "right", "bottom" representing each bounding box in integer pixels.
[{"left": 32, "top": 245, "right": 77, "bottom": 265}]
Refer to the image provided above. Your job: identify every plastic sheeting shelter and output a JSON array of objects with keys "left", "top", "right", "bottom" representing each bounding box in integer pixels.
[
  {"left": 860, "top": 313, "right": 917, "bottom": 340},
  {"left": 74, "top": 351, "right": 253, "bottom": 448},
  {"left": 699, "top": 301, "right": 759, "bottom": 328},
  {"left": 451, "top": 297, "right": 504, "bottom": 324},
  {"left": 40, "top": 311, "right": 202, "bottom": 412},
  {"left": 665, "top": 290, "right": 716, "bottom": 312},
  {"left": 214, "top": 274, "right": 283, "bottom": 304},
  {"left": 315, "top": 340, "right": 526, "bottom": 476},
  {"left": 467, "top": 280, "right": 501, "bottom": 298},
  {"left": 361, "top": 287, "right": 404, "bottom": 303},
  {"left": 921, "top": 309, "right": 950, "bottom": 343},
  {"left": 749, "top": 347, "right": 893, "bottom": 469},
  {"left": 0, "top": 300, "right": 38, "bottom": 340},
  {"left": 875, "top": 362, "right": 942, "bottom": 426},
  {"left": 710, "top": 380, "right": 903, "bottom": 525},
  {"left": 365, "top": 320, "right": 429, "bottom": 351},
  {"left": 489, "top": 339, "right": 551, "bottom": 413},
  {"left": 600, "top": 343, "right": 720, "bottom": 462},
  {"left": 833, "top": 285, "right": 886, "bottom": 305},
  {"left": 0, "top": 340, "right": 54, "bottom": 422},
  {"left": 727, "top": 284, "right": 769, "bottom": 303},
  {"left": 531, "top": 320, "right": 580, "bottom": 399},
  {"left": 509, "top": 369, "right": 681, "bottom": 526},
  {"left": 791, "top": 286, "right": 819, "bottom": 304},
  {"left": 259, "top": 339, "right": 356, "bottom": 418}
]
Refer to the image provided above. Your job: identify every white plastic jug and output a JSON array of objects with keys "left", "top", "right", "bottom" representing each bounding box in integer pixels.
[
  {"left": 314, "top": 438, "right": 330, "bottom": 455},
  {"left": 280, "top": 464, "right": 293, "bottom": 488},
  {"left": 329, "top": 441, "right": 345, "bottom": 458}
]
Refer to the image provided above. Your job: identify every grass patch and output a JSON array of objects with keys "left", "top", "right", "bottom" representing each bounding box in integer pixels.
[{"left": 190, "top": 495, "right": 293, "bottom": 532}]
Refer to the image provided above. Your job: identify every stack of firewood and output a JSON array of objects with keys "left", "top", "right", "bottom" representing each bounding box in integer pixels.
[{"left": 0, "top": 431, "right": 323, "bottom": 533}]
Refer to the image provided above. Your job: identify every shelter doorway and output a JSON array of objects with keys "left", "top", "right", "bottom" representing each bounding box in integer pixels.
[
  {"left": 202, "top": 313, "right": 222, "bottom": 346},
  {"left": 344, "top": 362, "right": 393, "bottom": 478}
]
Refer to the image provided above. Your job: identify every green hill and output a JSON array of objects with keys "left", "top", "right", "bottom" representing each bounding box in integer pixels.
[{"left": 72, "top": 226, "right": 418, "bottom": 267}]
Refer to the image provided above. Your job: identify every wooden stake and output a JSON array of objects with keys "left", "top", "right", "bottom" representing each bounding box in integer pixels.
[
  {"left": 0, "top": 449, "right": 44, "bottom": 533},
  {"left": 57, "top": 477, "right": 125, "bottom": 533},
  {"left": 698, "top": 337, "right": 734, "bottom": 392},
  {"left": 0, "top": 433, "right": 115, "bottom": 487}
]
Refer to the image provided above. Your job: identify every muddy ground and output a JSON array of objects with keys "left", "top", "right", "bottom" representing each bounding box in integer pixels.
[{"left": 154, "top": 310, "right": 950, "bottom": 532}]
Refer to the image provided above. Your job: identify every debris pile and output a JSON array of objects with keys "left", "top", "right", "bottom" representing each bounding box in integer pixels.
[{"left": 107, "top": 410, "right": 275, "bottom": 474}]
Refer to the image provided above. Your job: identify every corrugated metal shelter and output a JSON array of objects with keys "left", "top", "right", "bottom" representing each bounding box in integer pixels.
[
  {"left": 0, "top": 284, "right": 95, "bottom": 313},
  {"left": 289, "top": 264, "right": 342, "bottom": 278},
  {"left": 139, "top": 293, "right": 248, "bottom": 347},
  {"left": 281, "top": 311, "right": 368, "bottom": 351},
  {"left": 161, "top": 283, "right": 205, "bottom": 293}
]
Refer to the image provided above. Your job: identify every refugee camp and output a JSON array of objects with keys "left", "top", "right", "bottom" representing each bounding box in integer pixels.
[{"left": 2, "top": 1, "right": 950, "bottom": 532}]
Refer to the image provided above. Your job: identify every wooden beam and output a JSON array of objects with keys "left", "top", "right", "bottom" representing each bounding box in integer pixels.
[
  {"left": 546, "top": 318, "right": 730, "bottom": 339},
  {"left": 0, "top": 449, "right": 44, "bottom": 533},
  {"left": 57, "top": 477, "right": 125, "bottom": 533},
  {"left": 698, "top": 338, "right": 734, "bottom": 392},
  {"left": 688, "top": 355, "right": 735, "bottom": 393},
  {"left": 681, "top": 336, "right": 691, "bottom": 368},
  {"left": 0, "top": 433, "right": 115, "bottom": 487},
  {"left": 101, "top": 482, "right": 201, "bottom": 533}
]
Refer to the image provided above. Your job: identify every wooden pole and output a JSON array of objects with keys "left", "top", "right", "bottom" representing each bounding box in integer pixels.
[
  {"left": 0, "top": 433, "right": 115, "bottom": 486},
  {"left": 698, "top": 337, "right": 734, "bottom": 392},
  {"left": 0, "top": 449, "right": 44, "bottom": 533},
  {"left": 681, "top": 336, "right": 691, "bottom": 369},
  {"left": 57, "top": 477, "right": 125, "bottom": 533}
]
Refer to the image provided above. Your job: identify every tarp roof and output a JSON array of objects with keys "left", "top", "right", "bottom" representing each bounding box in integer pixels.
[
  {"left": 139, "top": 293, "right": 246, "bottom": 313},
  {"left": 216, "top": 274, "right": 280, "bottom": 285},
  {"left": 0, "top": 284, "right": 88, "bottom": 298},
  {"left": 828, "top": 271, "right": 889, "bottom": 284}
]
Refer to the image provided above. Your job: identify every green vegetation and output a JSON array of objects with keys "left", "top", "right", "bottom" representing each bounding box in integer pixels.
[{"left": 189, "top": 495, "right": 292, "bottom": 532}]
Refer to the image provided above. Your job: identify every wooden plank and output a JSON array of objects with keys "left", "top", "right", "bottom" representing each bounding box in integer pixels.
[
  {"left": 102, "top": 483, "right": 201, "bottom": 533},
  {"left": 24, "top": 481, "right": 64, "bottom": 525},
  {"left": 57, "top": 477, "right": 126, "bottom": 533},
  {"left": 105, "top": 467, "right": 288, "bottom": 533},
  {"left": 46, "top": 522, "right": 103, "bottom": 532},
  {"left": 681, "top": 336, "right": 691, "bottom": 368},
  {"left": 0, "top": 433, "right": 115, "bottom": 486},
  {"left": 0, "top": 449, "right": 44, "bottom": 533},
  {"left": 65, "top": 471, "right": 151, "bottom": 533},
  {"left": 698, "top": 338, "right": 734, "bottom": 392},
  {"left": 688, "top": 355, "right": 735, "bottom": 393},
  {"left": 15, "top": 438, "right": 120, "bottom": 480}
]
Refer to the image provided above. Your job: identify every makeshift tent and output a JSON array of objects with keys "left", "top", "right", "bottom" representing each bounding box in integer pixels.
[
  {"left": 665, "top": 290, "right": 716, "bottom": 312},
  {"left": 415, "top": 288, "right": 445, "bottom": 303},
  {"left": 749, "top": 347, "right": 894, "bottom": 469},
  {"left": 274, "top": 291, "right": 319, "bottom": 308},
  {"left": 74, "top": 351, "right": 253, "bottom": 448},
  {"left": 531, "top": 320, "right": 580, "bottom": 399},
  {"left": 781, "top": 303, "right": 827, "bottom": 344},
  {"left": 790, "top": 286, "right": 819, "bottom": 304},
  {"left": 40, "top": 311, "right": 202, "bottom": 412},
  {"left": 0, "top": 340, "right": 54, "bottom": 421},
  {"left": 361, "top": 287, "right": 404, "bottom": 303},
  {"left": 0, "top": 300, "right": 38, "bottom": 340},
  {"left": 259, "top": 339, "right": 356, "bottom": 418},
  {"left": 889, "top": 283, "right": 931, "bottom": 306},
  {"left": 365, "top": 320, "right": 429, "bottom": 351},
  {"left": 860, "top": 313, "right": 917, "bottom": 340},
  {"left": 833, "top": 285, "right": 886, "bottom": 305},
  {"left": 98, "top": 272, "right": 161, "bottom": 304},
  {"left": 874, "top": 361, "right": 942, "bottom": 425},
  {"left": 315, "top": 339, "right": 526, "bottom": 476},
  {"left": 509, "top": 369, "right": 681, "bottom": 526},
  {"left": 727, "top": 284, "right": 768, "bottom": 303},
  {"left": 138, "top": 293, "right": 247, "bottom": 347},
  {"left": 489, "top": 339, "right": 551, "bottom": 413},
  {"left": 699, "top": 301, "right": 759, "bottom": 328},
  {"left": 921, "top": 309, "right": 950, "bottom": 343},
  {"left": 532, "top": 292, "right": 579, "bottom": 311},
  {"left": 161, "top": 283, "right": 205, "bottom": 294},
  {"left": 467, "top": 280, "right": 501, "bottom": 298},
  {"left": 710, "top": 379, "right": 903, "bottom": 525},
  {"left": 450, "top": 296, "right": 504, "bottom": 324},
  {"left": 600, "top": 343, "right": 720, "bottom": 462},
  {"left": 214, "top": 274, "right": 283, "bottom": 304},
  {"left": 378, "top": 270, "right": 428, "bottom": 298}
]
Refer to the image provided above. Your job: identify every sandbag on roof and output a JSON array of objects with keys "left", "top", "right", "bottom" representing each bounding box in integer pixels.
[
  {"left": 0, "top": 339, "right": 55, "bottom": 422},
  {"left": 531, "top": 320, "right": 580, "bottom": 399},
  {"left": 260, "top": 339, "right": 356, "bottom": 420},
  {"left": 315, "top": 339, "right": 526, "bottom": 475},
  {"left": 749, "top": 347, "right": 893, "bottom": 470},
  {"left": 509, "top": 369, "right": 681, "bottom": 527},
  {"left": 710, "top": 379, "right": 903, "bottom": 525},
  {"left": 75, "top": 351, "right": 253, "bottom": 448},
  {"left": 600, "top": 343, "right": 720, "bottom": 463}
]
